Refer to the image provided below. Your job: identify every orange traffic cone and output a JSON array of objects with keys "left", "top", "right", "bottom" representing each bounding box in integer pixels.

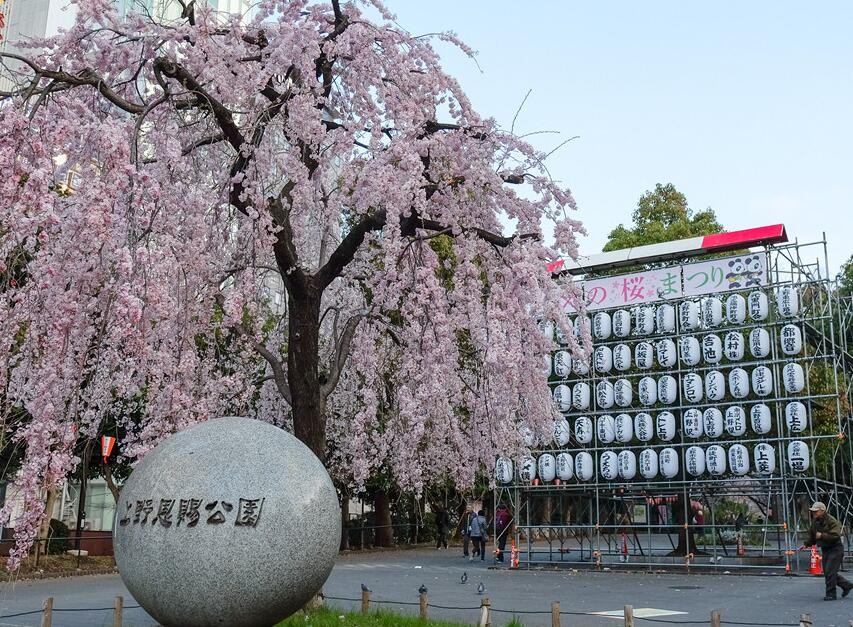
[
  {"left": 736, "top": 534, "right": 745, "bottom": 557},
  {"left": 809, "top": 545, "right": 823, "bottom": 576},
  {"left": 621, "top": 533, "right": 629, "bottom": 562},
  {"left": 510, "top": 539, "right": 519, "bottom": 569}
]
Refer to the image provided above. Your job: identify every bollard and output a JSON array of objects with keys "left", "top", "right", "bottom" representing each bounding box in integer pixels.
[
  {"left": 710, "top": 609, "right": 721, "bottom": 627},
  {"left": 113, "top": 595, "right": 123, "bottom": 627},
  {"left": 361, "top": 588, "right": 370, "bottom": 614},
  {"left": 479, "top": 596, "right": 491, "bottom": 627},
  {"left": 799, "top": 614, "right": 812, "bottom": 627},
  {"left": 624, "top": 604, "right": 634, "bottom": 627},
  {"left": 551, "top": 601, "right": 561, "bottom": 627},
  {"left": 41, "top": 597, "right": 53, "bottom": 627},
  {"left": 419, "top": 591, "right": 428, "bottom": 619}
]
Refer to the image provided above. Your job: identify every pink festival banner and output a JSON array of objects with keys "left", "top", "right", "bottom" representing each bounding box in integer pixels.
[{"left": 575, "top": 253, "right": 767, "bottom": 312}]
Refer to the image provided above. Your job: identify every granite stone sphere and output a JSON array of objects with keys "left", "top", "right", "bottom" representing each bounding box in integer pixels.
[{"left": 114, "top": 417, "right": 340, "bottom": 627}]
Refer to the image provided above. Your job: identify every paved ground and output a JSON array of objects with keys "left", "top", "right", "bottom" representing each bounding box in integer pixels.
[{"left": 1, "top": 548, "right": 852, "bottom": 626}]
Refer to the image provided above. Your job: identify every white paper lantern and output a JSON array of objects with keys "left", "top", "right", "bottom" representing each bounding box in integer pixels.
[
  {"left": 705, "top": 370, "right": 726, "bottom": 401},
  {"left": 635, "top": 306, "right": 655, "bottom": 335},
  {"left": 682, "top": 372, "right": 704, "bottom": 403},
  {"left": 574, "top": 416, "right": 594, "bottom": 444},
  {"left": 656, "top": 338, "right": 677, "bottom": 368},
  {"left": 679, "top": 301, "right": 700, "bottom": 331},
  {"left": 785, "top": 401, "right": 808, "bottom": 433},
  {"left": 613, "top": 344, "right": 632, "bottom": 371},
  {"left": 573, "top": 316, "right": 590, "bottom": 342},
  {"left": 552, "top": 384, "right": 572, "bottom": 412},
  {"left": 615, "top": 413, "right": 634, "bottom": 443},
  {"left": 495, "top": 457, "right": 514, "bottom": 484},
  {"left": 702, "top": 334, "right": 723, "bottom": 364},
  {"left": 753, "top": 443, "right": 776, "bottom": 476},
  {"left": 751, "top": 365, "right": 773, "bottom": 397},
  {"left": 748, "top": 291, "right": 769, "bottom": 321},
  {"left": 599, "top": 451, "right": 619, "bottom": 481},
  {"left": 544, "top": 353, "right": 553, "bottom": 377},
  {"left": 749, "top": 327, "right": 771, "bottom": 358},
  {"left": 618, "top": 450, "right": 637, "bottom": 480},
  {"left": 683, "top": 408, "right": 704, "bottom": 438},
  {"left": 750, "top": 404, "right": 772, "bottom": 435},
  {"left": 614, "top": 379, "right": 633, "bottom": 408},
  {"left": 538, "top": 319, "right": 555, "bottom": 341},
  {"left": 596, "top": 380, "right": 615, "bottom": 409},
  {"left": 728, "top": 368, "right": 750, "bottom": 399},
  {"left": 639, "top": 449, "right": 659, "bottom": 479},
  {"left": 725, "top": 406, "right": 747, "bottom": 436},
  {"left": 728, "top": 444, "right": 750, "bottom": 476},
  {"left": 613, "top": 309, "right": 632, "bottom": 338},
  {"left": 573, "top": 382, "right": 591, "bottom": 410},
  {"left": 703, "top": 408, "right": 724, "bottom": 438},
  {"left": 702, "top": 297, "right": 723, "bottom": 328},
  {"left": 706, "top": 445, "right": 727, "bottom": 475},
  {"left": 777, "top": 286, "right": 800, "bottom": 318},
  {"left": 724, "top": 331, "right": 745, "bottom": 361},
  {"left": 659, "top": 447, "right": 679, "bottom": 479},
  {"left": 783, "top": 362, "right": 805, "bottom": 393},
  {"left": 554, "top": 418, "right": 572, "bottom": 447},
  {"left": 519, "top": 456, "right": 537, "bottom": 482},
  {"left": 726, "top": 294, "right": 747, "bottom": 324},
  {"left": 657, "top": 375, "right": 678, "bottom": 405},
  {"left": 780, "top": 324, "right": 803, "bottom": 356},
  {"left": 635, "top": 342, "right": 654, "bottom": 369},
  {"left": 638, "top": 377, "right": 658, "bottom": 406},
  {"left": 787, "top": 440, "right": 810, "bottom": 472},
  {"left": 594, "top": 346, "right": 613, "bottom": 374},
  {"left": 575, "top": 451, "right": 594, "bottom": 481},
  {"left": 656, "top": 304, "right": 676, "bottom": 333},
  {"left": 656, "top": 411, "right": 677, "bottom": 441},
  {"left": 634, "top": 413, "right": 654, "bottom": 442},
  {"left": 573, "top": 357, "right": 590, "bottom": 376},
  {"left": 679, "top": 336, "right": 702, "bottom": 366},
  {"left": 597, "top": 415, "right": 616, "bottom": 444},
  {"left": 685, "top": 446, "right": 706, "bottom": 477},
  {"left": 593, "top": 312, "right": 612, "bottom": 340},
  {"left": 553, "top": 350, "right": 573, "bottom": 379},
  {"left": 556, "top": 452, "right": 574, "bottom": 480},
  {"left": 538, "top": 453, "right": 557, "bottom": 483},
  {"left": 555, "top": 317, "right": 572, "bottom": 345}
]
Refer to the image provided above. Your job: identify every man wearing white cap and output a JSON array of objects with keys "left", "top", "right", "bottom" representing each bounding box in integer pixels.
[{"left": 804, "top": 501, "right": 851, "bottom": 601}]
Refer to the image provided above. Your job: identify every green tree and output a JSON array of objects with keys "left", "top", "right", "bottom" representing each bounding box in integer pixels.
[
  {"left": 837, "top": 254, "right": 853, "bottom": 298},
  {"left": 603, "top": 183, "right": 724, "bottom": 252}
]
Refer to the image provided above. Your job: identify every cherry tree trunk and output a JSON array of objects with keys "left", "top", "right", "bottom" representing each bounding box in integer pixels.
[
  {"left": 373, "top": 489, "right": 394, "bottom": 547},
  {"left": 287, "top": 290, "right": 325, "bottom": 462}
]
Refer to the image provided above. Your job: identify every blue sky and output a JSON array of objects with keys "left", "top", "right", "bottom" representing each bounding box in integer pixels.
[{"left": 391, "top": 1, "right": 853, "bottom": 276}]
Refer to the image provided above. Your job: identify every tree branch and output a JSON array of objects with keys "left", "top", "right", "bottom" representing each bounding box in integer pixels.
[{"left": 321, "top": 310, "right": 367, "bottom": 400}]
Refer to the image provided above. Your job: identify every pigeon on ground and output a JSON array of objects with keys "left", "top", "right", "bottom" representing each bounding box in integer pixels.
[
  {"left": 361, "top": 583, "right": 371, "bottom": 592},
  {"left": 418, "top": 584, "right": 428, "bottom": 595},
  {"left": 477, "top": 582, "right": 485, "bottom": 595},
  {"left": 460, "top": 572, "right": 468, "bottom": 584}
]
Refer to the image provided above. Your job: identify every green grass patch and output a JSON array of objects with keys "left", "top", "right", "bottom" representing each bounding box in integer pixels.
[{"left": 275, "top": 606, "right": 472, "bottom": 626}]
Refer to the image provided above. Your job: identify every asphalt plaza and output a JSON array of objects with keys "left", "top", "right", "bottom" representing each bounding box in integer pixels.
[{"left": 0, "top": 548, "right": 852, "bottom": 626}]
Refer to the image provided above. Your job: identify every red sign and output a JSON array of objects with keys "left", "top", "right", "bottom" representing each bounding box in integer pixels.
[{"left": 101, "top": 435, "right": 116, "bottom": 463}]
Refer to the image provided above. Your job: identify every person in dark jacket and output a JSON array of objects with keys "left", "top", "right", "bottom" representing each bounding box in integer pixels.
[
  {"left": 494, "top": 504, "right": 512, "bottom": 562},
  {"left": 804, "top": 501, "right": 852, "bottom": 601},
  {"left": 434, "top": 508, "right": 448, "bottom": 550},
  {"left": 461, "top": 505, "right": 474, "bottom": 558}
]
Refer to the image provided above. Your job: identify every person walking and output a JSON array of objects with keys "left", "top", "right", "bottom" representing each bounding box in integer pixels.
[
  {"left": 494, "top": 504, "right": 512, "bottom": 562},
  {"left": 803, "top": 501, "right": 852, "bottom": 601},
  {"left": 434, "top": 508, "right": 448, "bottom": 550},
  {"left": 461, "top": 505, "right": 474, "bottom": 558},
  {"left": 469, "top": 509, "right": 488, "bottom": 561}
]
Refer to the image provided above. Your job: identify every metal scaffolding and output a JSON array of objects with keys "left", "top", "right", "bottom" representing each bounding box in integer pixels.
[{"left": 496, "top": 236, "right": 853, "bottom": 573}]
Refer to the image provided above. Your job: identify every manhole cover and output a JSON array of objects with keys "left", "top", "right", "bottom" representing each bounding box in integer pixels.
[{"left": 668, "top": 585, "right": 702, "bottom": 590}]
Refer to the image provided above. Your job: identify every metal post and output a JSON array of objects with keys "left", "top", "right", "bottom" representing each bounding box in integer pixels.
[
  {"left": 41, "top": 597, "right": 53, "bottom": 627},
  {"left": 551, "top": 601, "right": 561, "bottom": 627},
  {"left": 419, "top": 591, "right": 428, "bottom": 619},
  {"left": 113, "top": 595, "right": 123, "bottom": 627},
  {"left": 360, "top": 589, "right": 369, "bottom": 614}
]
